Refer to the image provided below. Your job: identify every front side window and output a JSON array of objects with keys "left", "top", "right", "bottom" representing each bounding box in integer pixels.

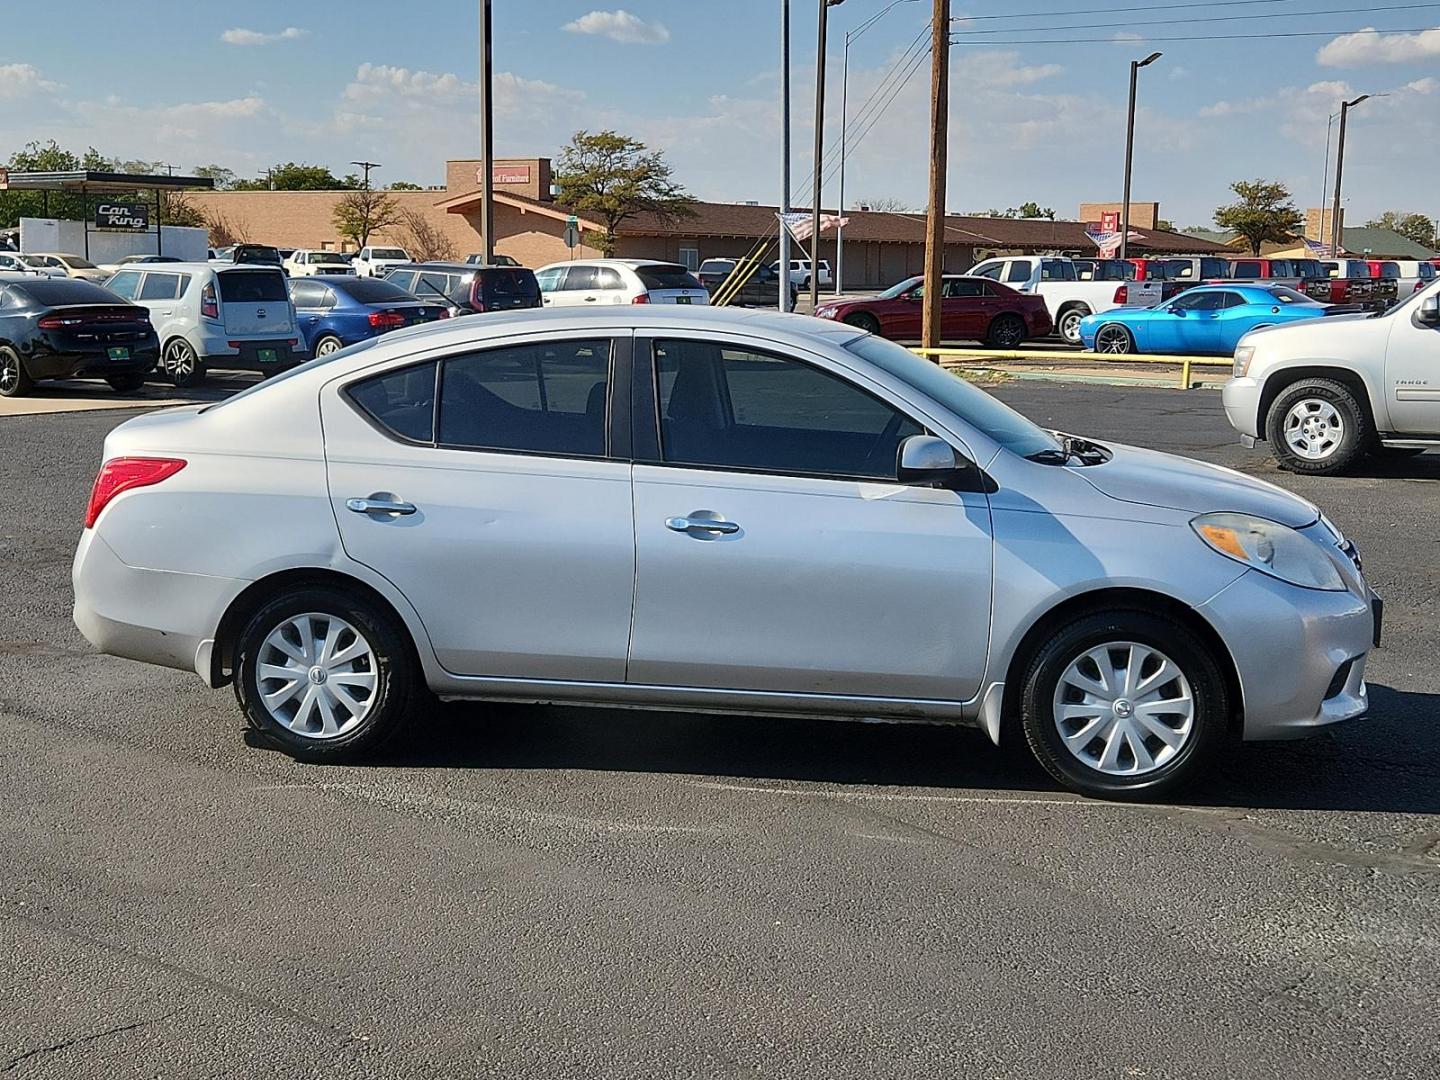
[
  {"left": 438, "top": 338, "right": 611, "bottom": 456},
  {"left": 107, "top": 271, "right": 142, "bottom": 300},
  {"left": 653, "top": 339, "right": 922, "bottom": 481},
  {"left": 970, "top": 263, "right": 1002, "bottom": 280},
  {"left": 1172, "top": 290, "right": 1225, "bottom": 312}
]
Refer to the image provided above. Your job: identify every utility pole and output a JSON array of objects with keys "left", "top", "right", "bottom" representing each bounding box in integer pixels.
[
  {"left": 810, "top": 0, "right": 843, "bottom": 312},
  {"left": 350, "top": 160, "right": 382, "bottom": 189},
  {"left": 920, "top": 0, "right": 949, "bottom": 352},
  {"left": 1119, "top": 52, "right": 1161, "bottom": 262},
  {"left": 778, "top": 0, "right": 792, "bottom": 313},
  {"left": 479, "top": 0, "right": 496, "bottom": 263},
  {"left": 1331, "top": 94, "right": 1371, "bottom": 263}
]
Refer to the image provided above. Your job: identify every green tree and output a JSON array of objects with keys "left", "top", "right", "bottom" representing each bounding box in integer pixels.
[
  {"left": 1156, "top": 218, "right": 1176, "bottom": 232},
  {"left": 387, "top": 180, "right": 422, "bottom": 191},
  {"left": 192, "top": 164, "right": 236, "bottom": 190},
  {"left": 1213, "top": 179, "right": 1302, "bottom": 256},
  {"left": 332, "top": 188, "right": 403, "bottom": 248},
  {"left": 233, "top": 162, "right": 357, "bottom": 191},
  {"left": 554, "top": 130, "right": 696, "bottom": 255},
  {"left": 1365, "top": 210, "right": 1436, "bottom": 248},
  {"left": 1015, "top": 201, "right": 1055, "bottom": 220}
]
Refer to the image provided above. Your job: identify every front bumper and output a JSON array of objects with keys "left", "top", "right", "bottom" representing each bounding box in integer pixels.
[
  {"left": 1198, "top": 569, "right": 1374, "bottom": 741},
  {"left": 1221, "top": 376, "right": 1262, "bottom": 440}
]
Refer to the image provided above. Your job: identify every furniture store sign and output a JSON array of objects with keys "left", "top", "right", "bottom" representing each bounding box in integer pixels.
[{"left": 94, "top": 202, "right": 150, "bottom": 230}]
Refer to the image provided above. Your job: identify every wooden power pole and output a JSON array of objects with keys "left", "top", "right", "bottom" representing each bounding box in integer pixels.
[{"left": 921, "top": 0, "right": 950, "bottom": 352}]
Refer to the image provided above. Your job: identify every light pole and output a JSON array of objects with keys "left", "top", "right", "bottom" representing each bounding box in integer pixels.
[
  {"left": 1319, "top": 111, "right": 1338, "bottom": 253},
  {"left": 810, "top": 0, "right": 845, "bottom": 313},
  {"left": 1331, "top": 93, "right": 1374, "bottom": 261},
  {"left": 478, "top": 0, "right": 495, "bottom": 264},
  {"left": 836, "top": 0, "right": 917, "bottom": 294},
  {"left": 779, "top": 0, "right": 791, "bottom": 312},
  {"left": 1118, "top": 51, "right": 1161, "bottom": 262}
]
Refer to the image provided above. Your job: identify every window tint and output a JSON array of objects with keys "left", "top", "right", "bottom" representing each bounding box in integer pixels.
[
  {"left": 414, "top": 272, "right": 456, "bottom": 302},
  {"left": 106, "top": 271, "right": 141, "bottom": 300},
  {"left": 1231, "top": 261, "right": 1263, "bottom": 279},
  {"left": 561, "top": 266, "right": 598, "bottom": 290},
  {"left": 593, "top": 267, "right": 624, "bottom": 290},
  {"left": 289, "top": 279, "right": 333, "bottom": 309},
  {"left": 1420, "top": 263, "right": 1437, "bottom": 280},
  {"left": 217, "top": 270, "right": 288, "bottom": 302},
  {"left": 438, "top": 339, "right": 611, "bottom": 456},
  {"left": 1040, "top": 260, "right": 1075, "bottom": 282},
  {"left": 534, "top": 267, "right": 563, "bottom": 291},
  {"left": 1004, "top": 262, "right": 1032, "bottom": 283},
  {"left": 1267, "top": 286, "right": 1313, "bottom": 304},
  {"left": 1172, "top": 290, "right": 1226, "bottom": 311},
  {"left": 233, "top": 245, "right": 282, "bottom": 266},
  {"left": 332, "top": 277, "right": 415, "bottom": 303},
  {"left": 698, "top": 260, "right": 733, "bottom": 275},
  {"left": 349, "top": 361, "right": 437, "bottom": 443},
  {"left": 481, "top": 269, "right": 541, "bottom": 300},
  {"left": 1201, "top": 259, "right": 1229, "bottom": 278},
  {"left": 943, "top": 279, "right": 985, "bottom": 298},
  {"left": 653, "top": 340, "right": 922, "bottom": 480},
  {"left": 386, "top": 269, "right": 418, "bottom": 292},
  {"left": 17, "top": 279, "right": 121, "bottom": 306},
  {"left": 636, "top": 264, "right": 702, "bottom": 291},
  {"left": 1378, "top": 262, "right": 1401, "bottom": 279},
  {"left": 971, "top": 263, "right": 1002, "bottom": 280},
  {"left": 138, "top": 272, "right": 184, "bottom": 301}
]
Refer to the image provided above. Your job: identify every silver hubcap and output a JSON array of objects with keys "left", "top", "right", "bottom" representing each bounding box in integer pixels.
[
  {"left": 166, "top": 342, "right": 194, "bottom": 375},
  {"left": 256, "top": 613, "right": 377, "bottom": 739},
  {"left": 1283, "top": 398, "right": 1344, "bottom": 461},
  {"left": 1060, "top": 312, "right": 1082, "bottom": 341},
  {"left": 1095, "top": 326, "right": 1130, "bottom": 353},
  {"left": 0, "top": 356, "right": 16, "bottom": 392},
  {"left": 1052, "top": 641, "right": 1195, "bottom": 777},
  {"left": 316, "top": 338, "right": 340, "bottom": 355}
]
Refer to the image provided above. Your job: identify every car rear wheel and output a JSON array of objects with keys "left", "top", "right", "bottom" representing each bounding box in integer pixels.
[
  {"left": 1266, "top": 378, "right": 1371, "bottom": 475},
  {"left": 106, "top": 372, "right": 147, "bottom": 393},
  {"left": 313, "top": 335, "right": 344, "bottom": 357},
  {"left": 234, "top": 587, "right": 418, "bottom": 761},
  {"left": 1057, "top": 305, "right": 1089, "bottom": 345},
  {"left": 986, "top": 314, "right": 1027, "bottom": 348},
  {"left": 0, "top": 346, "right": 33, "bottom": 397},
  {"left": 1094, "top": 324, "right": 1134, "bottom": 354},
  {"left": 163, "top": 338, "right": 204, "bottom": 387},
  {"left": 843, "top": 312, "right": 881, "bottom": 335},
  {"left": 1020, "top": 610, "right": 1227, "bottom": 799}
]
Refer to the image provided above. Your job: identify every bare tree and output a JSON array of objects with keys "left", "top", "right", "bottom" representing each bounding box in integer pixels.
[
  {"left": 332, "top": 188, "right": 403, "bottom": 249},
  {"left": 206, "top": 211, "right": 250, "bottom": 247},
  {"left": 852, "top": 196, "right": 915, "bottom": 213},
  {"left": 388, "top": 209, "right": 456, "bottom": 263}
]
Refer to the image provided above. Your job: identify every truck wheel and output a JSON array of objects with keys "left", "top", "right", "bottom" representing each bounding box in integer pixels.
[
  {"left": 1266, "top": 378, "right": 1372, "bottom": 475},
  {"left": 1057, "top": 305, "right": 1089, "bottom": 345}
]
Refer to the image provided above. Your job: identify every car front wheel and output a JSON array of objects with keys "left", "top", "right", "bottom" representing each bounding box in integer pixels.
[
  {"left": 1093, "top": 324, "right": 1134, "bottom": 354},
  {"left": 1020, "top": 610, "right": 1228, "bottom": 799},
  {"left": 1266, "top": 377, "right": 1372, "bottom": 475}
]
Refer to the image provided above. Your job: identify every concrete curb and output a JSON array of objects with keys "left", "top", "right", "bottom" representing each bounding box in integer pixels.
[{"left": 944, "top": 363, "right": 1225, "bottom": 391}]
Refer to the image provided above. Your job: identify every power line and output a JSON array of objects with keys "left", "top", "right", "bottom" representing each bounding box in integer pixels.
[
  {"left": 953, "top": 1, "right": 1440, "bottom": 36},
  {"left": 951, "top": 0, "right": 1340, "bottom": 21},
  {"left": 950, "top": 24, "right": 1440, "bottom": 45}
]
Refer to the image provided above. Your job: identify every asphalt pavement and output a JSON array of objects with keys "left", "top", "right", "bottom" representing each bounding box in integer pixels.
[{"left": 1, "top": 383, "right": 1437, "bottom": 1079}]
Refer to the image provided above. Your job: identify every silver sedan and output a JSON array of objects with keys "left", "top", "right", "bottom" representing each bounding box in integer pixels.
[{"left": 72, "top": 308, "right": 1378, "bottom": 798}]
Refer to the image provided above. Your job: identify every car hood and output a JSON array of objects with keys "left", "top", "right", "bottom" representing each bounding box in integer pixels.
[{"left": 1070, "top": 441, "right": 1318, "bottom": 528}]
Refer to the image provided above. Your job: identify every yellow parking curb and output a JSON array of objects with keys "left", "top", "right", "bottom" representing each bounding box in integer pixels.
[{"left": 910, "top": 347, "right": 1232, "bottom": 390}]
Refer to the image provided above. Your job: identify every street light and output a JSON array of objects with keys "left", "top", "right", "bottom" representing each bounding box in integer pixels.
[
  {"left": 1118, "top": 51, "right": 1161, "bottom": 262},
  {"left": 1331, "top": 93, "right": 1377, "bottom": 260},
  {"left": 779, "top": 0, "right": 792, "bottom": 312},
  {"left": 810, "top": 0, "right": 845, "bottom": 312},
  {"left": 836, "top": 0, "right": 918, "bottom": 294}
]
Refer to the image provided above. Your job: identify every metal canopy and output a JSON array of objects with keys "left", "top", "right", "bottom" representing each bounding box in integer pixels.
[{"left": 0, "top": 170, "right": 215, "bottom": 193}]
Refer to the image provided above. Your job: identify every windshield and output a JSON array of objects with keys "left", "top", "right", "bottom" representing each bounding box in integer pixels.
[
  {"left": 845, "top": 334, "right": 1062, "bottom": 458},
  {"left": 58, "top": 255, "right": 98, "bottom": 269},
  {"left": 370, "top": 249, "right": 408, "bottom": 260},
  {"left": 877, "top": 276, "right": 921, "bottom": 300},
  {"left": 310, "top": 252, "right": 346, "bottom": 264}
]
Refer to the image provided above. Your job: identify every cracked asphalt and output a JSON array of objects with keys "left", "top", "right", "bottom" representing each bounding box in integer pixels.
[{"left": 1, "top": 381, "right": 1437, "bottom": 1079}]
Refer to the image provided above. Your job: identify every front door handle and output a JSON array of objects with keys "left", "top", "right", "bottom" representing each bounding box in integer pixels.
[
  {"left": 666, "top": 514, "right": 740, "bottom": 535},
  {"left": 347, "top": 497, "right": 417, "bottom": 517}
]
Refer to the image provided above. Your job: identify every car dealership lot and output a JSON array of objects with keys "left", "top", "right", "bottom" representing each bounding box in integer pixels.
[{"left": 2, "top": 385, "right": 1438, "bottom": 1078}]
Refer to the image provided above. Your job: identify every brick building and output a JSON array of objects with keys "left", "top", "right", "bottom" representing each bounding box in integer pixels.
[{"left": 186, "top": 157, "right": 1224, "bottom": 287}]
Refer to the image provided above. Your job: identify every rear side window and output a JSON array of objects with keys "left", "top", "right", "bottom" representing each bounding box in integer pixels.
[
  {"left": 107, "top": 271, "right": 141, "bottom": 300},
  {"left": 289, "top": 279, "right": 333, "bottom": 309},
  {"left": 1004, "top": 262, "right": 1032, "bottom": 283},
  {"left": 386, "top": 270, "right": 419, "bottom": 292},
  {"left": 560, "top": 266, "right": 598, "bottom": 290},
  {"left": 1378, "top": 262, "right": 1401, "bottom": 279},
  {"left": 481, "top": 269, "right": 541, "bottom": 300},
  {"left": 138, "top": 272, "right": 185, "bottom": 301},
  {"left": 349, "top": 361, "right": 438, "bottom": 443},
  {"left": 636, "top": 264, "right": 702, "bottom": 291},
  {"left": 332, "top": 277, "right": 413, "bottom": 303},
  {"left": 217, "top": 270, "right": 288, "bottom": 303},
  {"left": 414, "top": 272, "right": 456, "bottom": 301},
  {"left": 437, "top": 339, "right": 611, "bottom": 456}
]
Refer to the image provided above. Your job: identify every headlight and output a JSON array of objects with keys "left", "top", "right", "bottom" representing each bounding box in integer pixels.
[
  {"left": 815, "top": 306, "right": 837, "bottom": 319},
  {"left": 1191, "top": 512, "right": 1344, "bottom": 591},
  {"left": 1232, "top": 345, "right": 1254, "bottom": 378}
]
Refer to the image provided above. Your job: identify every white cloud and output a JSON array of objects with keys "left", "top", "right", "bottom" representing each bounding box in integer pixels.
[
  {"left": 962, "top": 50, "right": 1062, "bottom": 88},
  {"left": 1407, "top": 77, "right": 1438, "bottom": 95},
  {"left": 221, "top": 27, "right": 309, "bottom": 46},
  {"left": 1317, "top": 27, "right": 1440, "bottom": 66},
  {"left": 562, "top": 10, "right": 670, "bottom": 45},
  {"left": 0, "top": 62, "right": 60, "bottom": 98},
  {"left": 1198, "top": 99, "right": 1265, "bottom": 118}
]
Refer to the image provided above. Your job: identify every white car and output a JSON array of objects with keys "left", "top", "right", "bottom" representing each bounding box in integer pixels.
[
  {"left": 968, "top": 256, "right": 1164, "bottom": 346},
  {"left": 73, "top": 307, "right": 1376, "bottom": 800},
  {"left": 769, "top": 258, "right": 832, "bottom": 288},
  {"left": 0, "top": 252, "right": 67, "bottom": 278},
  {"left": 104, "top": 262, "right": 305, "bottom": 386},
  {"left": 353, "top": 246, "right": 413, "bottom": 278},
  {"left": 26, "top": 253, "right": 112, "bottom": 283},
  {"left": 285, "top": 250, "right": 357, "bottom": 278},
  {"left": 534, "top": 259, "right": 708, "bottom": 307}
]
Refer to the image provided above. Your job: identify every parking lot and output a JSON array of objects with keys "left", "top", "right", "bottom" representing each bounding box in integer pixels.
[{"left": 2, "top": 380, "right": 1437, "bottom": 1078}]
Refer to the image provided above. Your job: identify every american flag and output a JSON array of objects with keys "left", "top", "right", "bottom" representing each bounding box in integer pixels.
[
  {"left": 778, "top": 211, "right": 850, "bottom": 242},
  {"left": 1304, "top": 236, "right": 1339, "bottom": 257}
]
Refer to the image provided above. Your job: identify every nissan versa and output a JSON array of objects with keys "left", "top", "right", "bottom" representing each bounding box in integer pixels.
[{"left": 72, "top": 309, "right": 1379, "bottom": 798}]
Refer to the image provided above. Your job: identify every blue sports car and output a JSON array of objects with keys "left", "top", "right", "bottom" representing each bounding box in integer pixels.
[
  {"left": 1079, "top": 284, "right": 1330, "bottom": 355},
  {"left": 288, "top": 275, "right": 449, "bottom": 357}
]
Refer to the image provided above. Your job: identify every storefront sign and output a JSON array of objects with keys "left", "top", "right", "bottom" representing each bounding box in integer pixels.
[
  {"left": 1101, "top": 211, "right": 1119, "bottom": 233},
  {"left": 480, "top": 165, "right": 531, "bottom": 185},
  {"left": 95, "top": 202, "right": 150, "bottom": 230}
]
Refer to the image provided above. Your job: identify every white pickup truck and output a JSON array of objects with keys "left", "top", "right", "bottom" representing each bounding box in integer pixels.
[
  {"left": 1223, "top": 281, "right": 1440, "bottom": 474},
  {"left": 967, "top": 255, "right": 1164, "bottom": 345}
]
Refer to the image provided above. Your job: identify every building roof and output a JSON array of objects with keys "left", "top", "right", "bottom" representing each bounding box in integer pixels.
[
  {"left": 0, "top": 170, "right": 216, "bottom": 193},
  {"left": 1180, "top": 228, "right": 1236, "bottom": 246},
  {"left": 1337, "top": 226, "right": 1435, "bottom": 259}
]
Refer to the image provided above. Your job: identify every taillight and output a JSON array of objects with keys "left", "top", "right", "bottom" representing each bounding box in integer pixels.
[
  {"left": 368, "top": 311, "right": 406, "bottom": 328},
  {"left": 1113, "top": 285, "right": 1128, "bottom": 304},
  {"left": 201, "top": 281, "right": 219, "bottom": 320},
  {"left": 632, "top": 292, "right": 651, "bottom": 304},
  {"left": 85, "top": 457, "right": 186, "bottom": 529},
  {"left": 38, "top": 315, "right": 84, "bottom": 328},
  {"left": 1416, "top": 281, "right": 1425, "bottom": 293}
]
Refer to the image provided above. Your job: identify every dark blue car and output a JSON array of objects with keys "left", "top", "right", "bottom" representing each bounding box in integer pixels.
[{"left": 288, "top": 276, "right": 449, "bottom": 357}]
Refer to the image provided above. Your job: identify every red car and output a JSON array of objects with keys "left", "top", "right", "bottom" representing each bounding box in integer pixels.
[{"left": 812, "top": 274, "right": 1052, "bottom": 346}]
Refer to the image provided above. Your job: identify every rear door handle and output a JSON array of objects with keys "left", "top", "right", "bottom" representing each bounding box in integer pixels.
[
  {"left": 666, "top": 515, "right": 740, "bottom": 535},
  {"left": 347, "top": 497, "right": 417, "bottom": 517}
]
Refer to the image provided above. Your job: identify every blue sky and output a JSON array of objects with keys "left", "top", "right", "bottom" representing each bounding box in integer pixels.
[{"left": 4, "top": 1, "right": 1439, "bottom": 227}]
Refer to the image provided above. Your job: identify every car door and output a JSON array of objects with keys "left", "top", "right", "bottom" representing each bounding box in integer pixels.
[
  {"left": 1168, "top": 289, "right": 1230, "bottom": 353},
  {"left": 322, "top": 331, "right": 635, "bottom": 679},
  {"left": 627, "top": 332, "right": 993, "bottom": 702},
  {"left": 548, "top": 265, "right": 599, "bottom": 308},
  {"left": 289, "top": 278, "right": 331, "bottom": 349},
  {"left": 1383, "top": 304, "right": 1440, "bottom": 434},
  {"left": 941, "top": 278, "right": 989, "bottom": 341}
]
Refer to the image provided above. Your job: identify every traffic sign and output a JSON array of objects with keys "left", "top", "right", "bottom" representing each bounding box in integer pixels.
[
  {"left": 563, "top": 225, "right": 580, "bottom": 249},
  {"left": 566, "top": 214, "right": 578, "bottom": 227}
]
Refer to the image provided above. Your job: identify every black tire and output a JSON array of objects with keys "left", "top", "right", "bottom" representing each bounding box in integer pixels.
[
  {"left": 106, "top": 372, "right": 147, "bottom": 393},
  {"left": 843, "top": 312, "right": 881, "bottom": 335},
  {"left": 1056, "top": 305, "right": 1090, "bottom": 345},
  {"left": 0, "top": 345, "right": 33, "bottom": 397},
  {"left": 985, "top": 313, "right": 1027, "bottom": 349},
  {"left": 1265, "top": 377, "right": 1372, "bottom": 476},
  {"left": 234, "top": 586, "right": 419, "bottom": 762},
  {"left": 312, "top": 334, "right": 344, "bottom": 358},
  {"left": 1093, "top": 323, "right": 1134, "bottom": 354},
  {"left": 163, "top": 338, "right": 205, "bottom": 388},
  {"left": 1020, "top": 609, "right": 1229, "bottom": 799}
]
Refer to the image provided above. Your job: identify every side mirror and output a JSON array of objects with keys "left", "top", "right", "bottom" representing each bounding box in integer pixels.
[
  {"left": 897, "top": 434, "right": 967, "bottom": 486},
  {"left": 1418, "top": 296, "right": 1440, "bottom": 326},
  {"left": 1169, "top": 306, "right": 1185, "bottom": 317}
]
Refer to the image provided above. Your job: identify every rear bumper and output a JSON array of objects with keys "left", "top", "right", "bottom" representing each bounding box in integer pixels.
[
  {"left": 194, "top": 329, "right": 308, "bottom": 369},
  {"left": 26, "top": 341, "right": 158, "bottom": 380}
]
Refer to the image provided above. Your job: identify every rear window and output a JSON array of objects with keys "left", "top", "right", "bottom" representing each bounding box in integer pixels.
[
  {"left": 1420, "top": 263, "right": 1437, "bottom": 280},
  {"left": 1268, "top": 286, "right": 1314, "bottom": 304},
  {"left": 233, "top": 245, "right": 281, "bottom": 265},
  {"left": 480, "top": 269, "right": 540, "bottom": 300},
  {"left": 369, "top": 248, "right": 408, "bottom": 261},
  {"left": 1377, "top": 262, "right": 1401, "bottom": 279},
  {"left": 332, "top": 277, "right": 418, "bottom": 303},
  {"left": 635, "top": 264, "right": 702, "bottom": 291},
  {"left": 698, "top": 260, "right": 734, "bottom": 275},
  {"left": 217, "top": 270, "right": 288, "bottom": 303},
  {"left": 16, "top": 279, "right": 122, "bottom": 306},
  {"left": 1291, "top": 260, "right": 1325, "bottom": 277}
]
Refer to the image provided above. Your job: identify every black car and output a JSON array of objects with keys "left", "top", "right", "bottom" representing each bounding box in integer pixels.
[
  {"left": 384, "top": 262, "right": 541, "bottom": 315},
  {"left": 227, "top": 244, "right": 285, "bottom": 268},
  {"left": 463, "top": 253, "right": 523, "bottom": 267},
  {"left": 696, "top": 258, "right": 796, "bottom": 308},
  {"left": 0, "top": 278, "right": 159, "bottom": 397}
]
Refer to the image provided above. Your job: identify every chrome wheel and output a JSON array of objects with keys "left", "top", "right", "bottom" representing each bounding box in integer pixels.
[
  {"left": 314, "top": 336, "right": 342, "bottom": 356},
  {"left": 0, "top": 353, "right": 18, "bottom": 394},
  {"left": 1094, "top": 324, "right": 1132, "bottom": 354},
  {"left": 1283, "top": 398, "right": 1344, "bottom": 461},
  {"left": 255, "top": 613, "right": 377, "bottom": 740},
  {"left": 1051, "top": 641, "right": 1195, "bottom": 777},
  {"left": 1058, "top": 309, "right": 1085, "bottom": 344},
  {"left": 164, "top": 340, "right": 196, "bottom": 378}
]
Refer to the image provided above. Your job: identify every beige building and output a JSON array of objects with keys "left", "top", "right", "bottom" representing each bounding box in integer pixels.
[{"left": 1078, "top": 202, "right": 1162, "bottom": 230}]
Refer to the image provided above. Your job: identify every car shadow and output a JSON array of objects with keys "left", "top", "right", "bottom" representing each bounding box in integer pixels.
[
  {"left": 248, "top": 683, "right": 1440, "bottom": 814},
  {"left": 1338, "top": 451, "right": 1440, "bottom": 480}
]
